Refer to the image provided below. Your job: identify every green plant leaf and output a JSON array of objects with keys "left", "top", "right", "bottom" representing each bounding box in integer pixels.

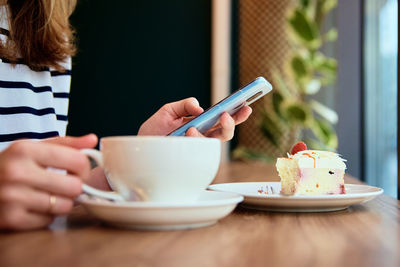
[
  {"left": 304, "top": 79, "right": 321, "bottom": 94},
  {"left": 323, "top": 28, "right": 338, "bottom": 42},
  {"left": 309, "top": 99, "right": 338, "bottom": 124},
  {"left": 272, "top": 91, "right": 286, "bottom": 120},
  {"left": 313, "top": 54, "right": 337, "bottom": 79},
  {"left": 320, "top": 58, "right": 337, "bottom": 72},
  {"left": 259, "top": 111, "right": 281, "bottom": 147},
  {"left": 256, "top": 0, "right": 339, "bottom": 153},
  {"left": 310, "top": 118, "right": 338, "bottom": 149},
  {"left": 313, "top": 53, "right": 337, "bottom": 70},
  {"left": 315, "top": 0, "right": 337, "bottom": 26},
  {"left": 319, "top": 77, "right": 336, "bottom": 86},
  {"left": 288, "top": 9, "right": 319, "bottom": 43},
  {"left": 321, "top": 0, "right": 337, "bottom": 15},
  {"left": 300, "top": 0, "right": 310, "bottom": 9},
  {"left": 291, "top": 55, "right": 308, "bottom": 80},
  {"left": 271, "top": 70, "right": 294, "bottom": 98},
  {"left": 282, "top": 101, "right": 311, "bottom": 124}
]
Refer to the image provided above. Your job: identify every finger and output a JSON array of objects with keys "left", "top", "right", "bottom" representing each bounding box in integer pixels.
[
  {"left": 2, "top": 163, "right": 83, "bottom": 197},
  {"left": 164, "top": 97, "right": 204, "bottom": 119},
  {"left": 0, "top": 205, "right": 54, "bottom": 230},
  {"left": 10, "top": 141, "right": 91, "bottom": 179},
  {"left": 231, "top": 106, "right": 252, "bottom": 125},
  {"left": 206, "top": 112, "right": 235, "bottom": 141},
  {"left": 85, "top": 167, "right": 112, "bottom": 190},
  {"left": 219, "top": 112, "right": 235, "bottom": 140},
  {"left": 42, "top": 134, "right": 98, "bottom": 149},
  {"left": 185, "top": 127, "right": 205, "bottom": 138},
  {"left": 32, "top": 193, "right": 74, "bottom": 215},
  {"left": 0, "top": 185, "right": 74, "bottom": 215},
  {"left": 28, "top": 168, "right": 83, "bottom": 197},
  {"left": 24, "top": 211, "right": 55, "bottom": 230},
  {"left": 201, "top": 106, "right": 252, "bottom": 135},
  {"left": 41, "top": 194, "right": 74, "bottom": 215},
  {"left": 204, "top": 107, "right": 251, "bottom": 138}
]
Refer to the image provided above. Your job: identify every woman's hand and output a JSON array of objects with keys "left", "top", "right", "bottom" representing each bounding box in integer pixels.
[
  {"left": 138, "top": 97, "right": 252, "bottom": 141},
  {"left": 0, "top": 134, "right": 98, "bottom": 230}
]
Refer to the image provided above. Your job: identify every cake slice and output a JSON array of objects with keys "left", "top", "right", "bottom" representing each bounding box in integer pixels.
[{"left": 276, "top": 142, "right": 347, "bottom": 195}]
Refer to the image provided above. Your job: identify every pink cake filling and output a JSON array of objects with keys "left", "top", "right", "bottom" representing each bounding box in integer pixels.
[{"left": 297, "top": 168, "right": 346, "bottom": 194}]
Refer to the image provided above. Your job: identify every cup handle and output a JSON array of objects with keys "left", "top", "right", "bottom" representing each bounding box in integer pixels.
[{"left": 80, "top": 149, "right": 125, "bottom": 202}]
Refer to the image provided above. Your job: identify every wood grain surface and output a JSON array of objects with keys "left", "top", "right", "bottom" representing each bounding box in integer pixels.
[{"left": 0, "top": 162, "right": 399, "bottom": 267}]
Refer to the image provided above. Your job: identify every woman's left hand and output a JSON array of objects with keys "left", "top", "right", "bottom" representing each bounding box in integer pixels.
[{"left": 138, "top": 97, "right": 252, "bottom": 142}]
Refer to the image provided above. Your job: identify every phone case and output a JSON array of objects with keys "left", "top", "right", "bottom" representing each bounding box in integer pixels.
[{"left": 168, "top": 76, "right": 272, "bottom": 136}]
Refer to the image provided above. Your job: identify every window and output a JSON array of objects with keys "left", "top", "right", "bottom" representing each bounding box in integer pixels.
[{"left": 364, "top": 0, "right": 398, "bottom": 197}]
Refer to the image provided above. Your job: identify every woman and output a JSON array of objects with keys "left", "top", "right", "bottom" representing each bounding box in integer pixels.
[{"left": 0, "top": 0, "right": 251, "bottom": 230}]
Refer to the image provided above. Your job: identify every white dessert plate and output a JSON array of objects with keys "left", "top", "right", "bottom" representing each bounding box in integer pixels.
[
  {"left": 76, "top": 190, "right": 243, "bottom": 230},
  {"left": 208, "top": 182, "right": 383, "bottom": 212}
]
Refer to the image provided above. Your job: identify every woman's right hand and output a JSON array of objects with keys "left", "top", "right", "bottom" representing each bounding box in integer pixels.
[{"left": 0, "top": 134, "right": 98, "bottom": 230}]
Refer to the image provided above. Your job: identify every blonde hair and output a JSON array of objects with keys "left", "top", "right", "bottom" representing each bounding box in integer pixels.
[{"left": 0, "top": 0, "right": 77, "bottom": 71}]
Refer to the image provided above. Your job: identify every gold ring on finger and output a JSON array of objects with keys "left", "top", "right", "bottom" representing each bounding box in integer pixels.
[{"left": 48, "top": 195, "right": 57, "bottom": 213}]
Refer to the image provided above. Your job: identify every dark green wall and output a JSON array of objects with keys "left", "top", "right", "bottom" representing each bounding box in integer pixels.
[{"left": 67, "top": 0, "right": 211, "bottom": 138}]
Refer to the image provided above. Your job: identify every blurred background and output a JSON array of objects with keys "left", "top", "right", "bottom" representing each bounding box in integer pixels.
[{"left": 67, "top": 0, "right": 398, "bottom": 198}]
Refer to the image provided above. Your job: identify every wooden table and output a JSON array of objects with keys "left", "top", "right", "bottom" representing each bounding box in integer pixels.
[{"left": 1, "top": 162, "right": 399, "bottom": 267}]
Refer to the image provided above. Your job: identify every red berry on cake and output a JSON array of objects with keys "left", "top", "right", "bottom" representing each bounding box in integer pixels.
[{"left": 290, "top": 141, "right": 307, "bottom": 155}]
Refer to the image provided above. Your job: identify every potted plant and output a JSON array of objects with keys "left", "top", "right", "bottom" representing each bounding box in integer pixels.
[{"left": 234, "top": 0, "right": 339, "bottom": 161}]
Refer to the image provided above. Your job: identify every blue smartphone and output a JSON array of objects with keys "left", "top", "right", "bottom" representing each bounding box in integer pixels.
[{"left": 168, "top": 76, "right": 273, "bottom": 136}]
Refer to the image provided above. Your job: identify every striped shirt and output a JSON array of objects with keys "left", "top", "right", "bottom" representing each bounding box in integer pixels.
[{"left": 0, "top": 5, "right": 71, "bottom": 152}]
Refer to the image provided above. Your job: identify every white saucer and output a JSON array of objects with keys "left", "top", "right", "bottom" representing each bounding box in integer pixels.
[
  {"left": 76, "top": 190, "right": 243, "bottom": 230},
  {"left": 208, "top": 182, "right": 383, "bottom": 212}
]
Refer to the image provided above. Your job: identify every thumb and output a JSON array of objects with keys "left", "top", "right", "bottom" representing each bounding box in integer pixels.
[
  {"left": 42, "top": 134, "right": 98, "bottom": 149},
  {"left": 165, "top": 97, "right": 204, "bottom": 119}
]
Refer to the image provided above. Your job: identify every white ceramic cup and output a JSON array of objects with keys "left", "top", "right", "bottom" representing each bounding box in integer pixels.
[{"left": 81, "top": 136, "right": 221, "bottom": 202}]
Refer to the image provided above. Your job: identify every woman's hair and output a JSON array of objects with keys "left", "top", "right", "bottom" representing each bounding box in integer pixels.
[{"left": 0, "top": 0, "right": 77, "bottom": 71}]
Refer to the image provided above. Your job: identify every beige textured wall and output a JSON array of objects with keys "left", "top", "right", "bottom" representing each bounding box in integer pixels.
[{"left": 237, "top": 0, "right": 298, "bottom": 157}]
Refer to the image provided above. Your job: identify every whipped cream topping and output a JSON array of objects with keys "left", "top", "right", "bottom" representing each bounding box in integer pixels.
[{"left": 287, "top": 150, "right": 347, "bottom": 169}]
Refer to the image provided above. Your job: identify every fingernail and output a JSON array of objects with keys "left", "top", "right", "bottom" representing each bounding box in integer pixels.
[
  {"left": 191, "top": 97, "right": 199, "bottom": 106},
  {"left": 85, "top": 133, "right": 98, "bottom": 140}
]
